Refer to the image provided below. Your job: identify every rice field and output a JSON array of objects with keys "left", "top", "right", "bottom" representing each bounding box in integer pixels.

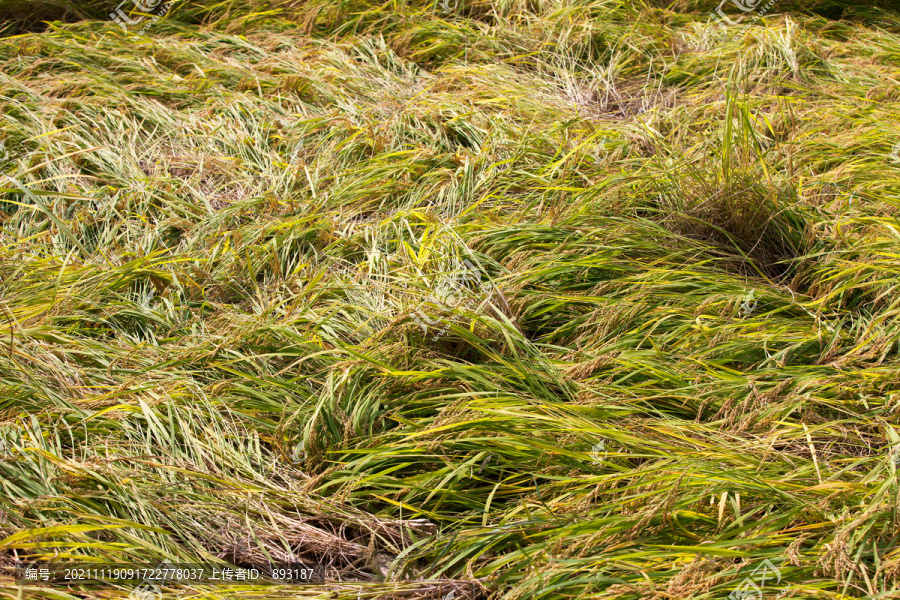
[{"left": 2, "top": 1, "right": 900, "bottom": 598}]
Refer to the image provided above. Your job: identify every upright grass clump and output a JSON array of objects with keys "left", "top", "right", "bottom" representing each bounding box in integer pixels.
[
  {"left": 627, "top": 93, "right": 818, "bottom": 284},
  {"left": 654, "top": 168, "right": 810, "bottom": 282}
]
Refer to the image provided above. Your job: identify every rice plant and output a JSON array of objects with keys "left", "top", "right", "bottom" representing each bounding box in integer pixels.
[{"left": 1, "top": 1, "right": 900, "bottom": 599}]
